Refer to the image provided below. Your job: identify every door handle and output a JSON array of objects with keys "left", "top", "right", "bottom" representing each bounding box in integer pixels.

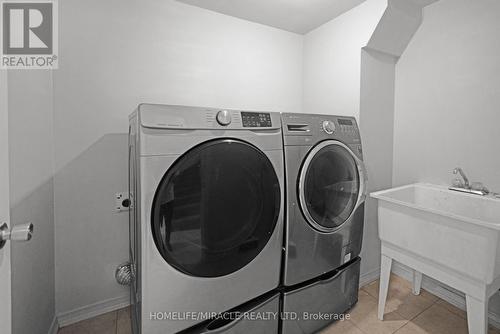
[{"left": 0, "top": 222, "right": 34, "bottom": 249}]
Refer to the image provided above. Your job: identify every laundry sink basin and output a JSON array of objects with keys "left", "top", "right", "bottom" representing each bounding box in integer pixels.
[
  {"left": 371, "top": 183, "right": 500, "bottom": 284},
  {"left": 372, "top": 183, "right": 500, "bottom": 334}
]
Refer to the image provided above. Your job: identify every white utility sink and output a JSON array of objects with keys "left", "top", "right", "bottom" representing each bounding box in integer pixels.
[{"left": 371, "top": 183, "right": 500, "bottom": 334}]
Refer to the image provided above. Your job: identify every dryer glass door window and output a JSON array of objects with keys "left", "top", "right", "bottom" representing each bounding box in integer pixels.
[
  {"left": 299, "top": 141, "right": 359, "bottom": 232},
  {"left": 151, "top": 139, "right": 281, "bottom": 278}
]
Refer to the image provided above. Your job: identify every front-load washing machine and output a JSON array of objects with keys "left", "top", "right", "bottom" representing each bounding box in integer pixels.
[
  {"left": 129, "top": 104, "right": 284, "bottom": 333},
  {"left": 280, "top": 113, "right": 367, "bottom": 333}
]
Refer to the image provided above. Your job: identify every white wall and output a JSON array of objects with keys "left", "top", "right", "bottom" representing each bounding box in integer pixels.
[
  {"left": 302, "top": 0, "right": 387, "bottom": 118},
  {"left": 53, "top": 0, "right": 303, "bottom": 317},
  {"left": 394, "top": 0, "right": 500, "bottom": 191},
  {"left": 359, "top": 48, "right": 397, "bottom": 278},
  {"left": 394, "top": 0, "right": 500, "bottom": 314},
  {"left": 8, "top": 71, "right": 56, "bottom": 334}
]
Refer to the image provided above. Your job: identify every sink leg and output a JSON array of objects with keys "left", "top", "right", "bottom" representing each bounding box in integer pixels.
[
  {"left": 466, "top": 294, "right": 488, "bottom": 334},
  {"left": 378, "top": 254, "right": 392, "bottom": 320},
  {"left": 412, "top": 270, "right": 422, "bottom": 295}
]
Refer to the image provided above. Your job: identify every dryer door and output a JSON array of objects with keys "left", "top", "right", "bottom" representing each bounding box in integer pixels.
[
  {"left": 298, "top": 140, "right": 366, "bottom": 233},
  {"left": 151, "top": 139, "right": 281, "bottom": 278}
]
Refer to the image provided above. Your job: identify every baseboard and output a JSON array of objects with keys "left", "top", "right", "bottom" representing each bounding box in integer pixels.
[
  {"left": 48, "top": 315, "right": 59, "bottom": 334},
  {"left": 392, "top": 262, "right": 500, "bottom": 329},
  {"left": 359, "top": 267, "right": 380, "bottom": 288},
  {"left": 57, "top": 295, "right": 130, "bottom": 328}
]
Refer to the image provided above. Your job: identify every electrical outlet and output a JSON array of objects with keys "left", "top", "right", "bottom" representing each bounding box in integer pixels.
[{"left": 116, "top": 192, "right": 133, "bottom": 212}]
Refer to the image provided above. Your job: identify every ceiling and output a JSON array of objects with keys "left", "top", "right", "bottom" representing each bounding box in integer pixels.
[{"left": 176, "top": 0, "right": 367, "bottom": 34}]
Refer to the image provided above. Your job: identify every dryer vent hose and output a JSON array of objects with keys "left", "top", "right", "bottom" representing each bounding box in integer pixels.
[{"left": 115, "top": 262, "right": 133, "bottom": 286}]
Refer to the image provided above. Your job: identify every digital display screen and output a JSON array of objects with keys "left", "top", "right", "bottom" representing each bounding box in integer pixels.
[
  {"left": 338, "top": 119, "right": 353, "bottom": 126},
  {"left": 241, "top": 112, "right": 272, "bottom": 127}
]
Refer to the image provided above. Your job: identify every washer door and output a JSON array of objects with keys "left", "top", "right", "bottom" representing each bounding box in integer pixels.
[
  {"left": 298, "top": 140, "right": 366, "bottom": 233},
  {"left": 151, "top": 139, "right": 281, "bottom": 278}
]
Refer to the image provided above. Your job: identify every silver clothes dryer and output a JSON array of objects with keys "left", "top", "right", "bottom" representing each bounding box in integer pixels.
[{"left": 129, "top": 104, "right": 284, "bottom": 333}]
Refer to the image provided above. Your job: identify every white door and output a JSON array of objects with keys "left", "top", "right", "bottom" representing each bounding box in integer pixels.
[{"left": 0, "top": 71, "right": 12, "bottom": 333}]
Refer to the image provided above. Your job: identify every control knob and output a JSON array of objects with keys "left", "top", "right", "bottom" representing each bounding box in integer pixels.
[
  {"left": 322, "top": 120, "right": 335, "bottom": 134},
  {"left": 216, "top": 110, "right": 232, "bottom": 126}
]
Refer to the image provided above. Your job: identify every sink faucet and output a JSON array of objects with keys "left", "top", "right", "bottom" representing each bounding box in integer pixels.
[
  {"left": 453, "top": 167, "right": 470, "bottom": 189},
  {"left": 450, "top": 167, "right": 489, "bottom": 196}
]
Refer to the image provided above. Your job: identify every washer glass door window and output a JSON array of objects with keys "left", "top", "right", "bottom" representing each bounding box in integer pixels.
[
  {"left": 152, "top": 139, "right": 281, "bottom": 278},
  {"left": 299, "top": 140, "right": 361, "bottom": 232}
]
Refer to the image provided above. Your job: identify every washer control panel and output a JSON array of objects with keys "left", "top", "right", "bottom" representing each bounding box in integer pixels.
[
  {"left": 337, "top": 118, "right": 355, "bottom": 132},
  {"left": 319, "top": 118, "right": 358, "bottom": 135},
  {"left": 241, "top": 112, "right": 272, "bottom": 128}
]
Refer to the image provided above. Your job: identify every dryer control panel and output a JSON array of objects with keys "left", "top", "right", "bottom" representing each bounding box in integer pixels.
[
  {"left": 138, "top": 104, "right": 280, "bottom": 130},
  {"left": 241, "top": 112, "right": 272, "bottom": 128}
]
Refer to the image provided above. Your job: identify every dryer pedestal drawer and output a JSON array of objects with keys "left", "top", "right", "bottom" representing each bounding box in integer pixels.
[
  {"left": 281, "top": 258, "right": 360, "bottom": 334},
  {"left": 179, "top": 292, "right": 280, "bottom": 334}
]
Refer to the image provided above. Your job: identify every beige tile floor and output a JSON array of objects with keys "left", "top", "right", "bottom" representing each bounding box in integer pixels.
[
  {"left": 321, "top": 274, "right": 500, "bottom": 334},
  {"left": 58, "top": 306, "right": 131, "bottom": 334},
  {"left": 58, "top": 274, "right": 500, "bottom": 334}
]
